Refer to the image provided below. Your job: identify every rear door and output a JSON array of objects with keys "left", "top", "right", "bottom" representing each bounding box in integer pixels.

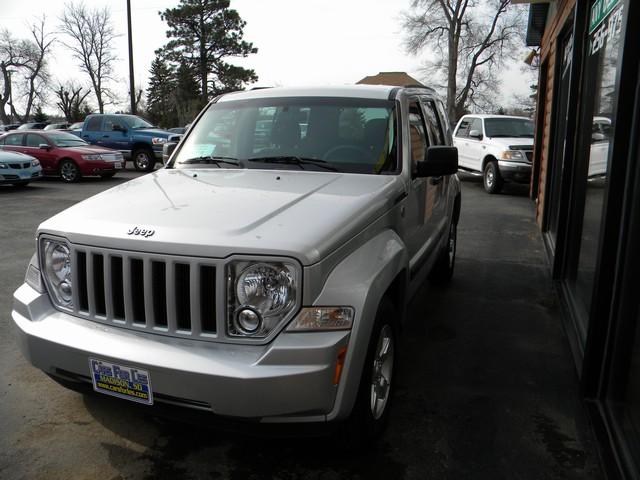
[
  {"left": 0, "top": 133, "right": 25, "bottom": 154},
  {"left": 453, "top": 117, "right": 472, "bottom": 169},
  {"left": 81, "top": 116, "right": 104, "bottom": 146}
]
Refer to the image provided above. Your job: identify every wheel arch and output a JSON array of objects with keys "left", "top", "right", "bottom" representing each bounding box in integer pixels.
[
  {"left": 482, "top": 154, "right": 498, "bottom": 172},
  {"left": 312, "top": 228, "right": 409, "bottom": 421}
]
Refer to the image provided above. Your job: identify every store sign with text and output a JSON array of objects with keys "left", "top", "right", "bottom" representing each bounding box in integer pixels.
[{"left": 589, "top": 0, "right": 623, "bottom": 55}]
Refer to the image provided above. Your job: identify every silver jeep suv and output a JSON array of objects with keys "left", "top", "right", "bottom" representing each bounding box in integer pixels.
[{"left": 13, "top": 85, "right": 461, "bottom": 438}]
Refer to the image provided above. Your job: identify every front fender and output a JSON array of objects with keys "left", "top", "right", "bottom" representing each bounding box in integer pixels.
[{"left": 312, "top": 228, "right": 408, "bottom": 421}]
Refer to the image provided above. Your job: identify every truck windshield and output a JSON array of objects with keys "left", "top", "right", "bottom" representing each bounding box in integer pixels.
[
  {"left": 171, "top": 97, "right": 398, "bottom": 174},
  {"left": 484, "top": 118, "right": 534, "bottom": 138}
]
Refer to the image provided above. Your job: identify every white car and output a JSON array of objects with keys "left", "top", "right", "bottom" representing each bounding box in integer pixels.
[{"left": 453, "top": 115, "right": 534, "bottom": 193}]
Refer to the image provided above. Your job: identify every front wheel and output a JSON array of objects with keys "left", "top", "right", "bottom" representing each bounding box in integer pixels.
[
  {"left": 343, "top": 297, "right": 396, "bottom": 445},
  {"left": 60, "top": 159, "right": 81, "bottom": 183},
  {"left": 483, "top": 160, "right": 503, "bottom": 194},
  {"left": 132, "top": 148, "right": 155, "bottom": 172}
]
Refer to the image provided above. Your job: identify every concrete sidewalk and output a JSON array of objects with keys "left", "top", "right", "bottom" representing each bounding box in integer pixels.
[{"left": 385, "top": 175, "right": 603, "bottom": 479}]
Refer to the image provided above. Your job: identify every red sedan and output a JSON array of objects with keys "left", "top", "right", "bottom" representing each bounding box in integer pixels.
[{"left": 0, "top": 130, "right": 123, "bottom": 182}]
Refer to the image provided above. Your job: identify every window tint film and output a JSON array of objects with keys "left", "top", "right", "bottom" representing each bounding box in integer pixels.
[{"left": 85, "top": 117, "right": 102, "bottom": 131}]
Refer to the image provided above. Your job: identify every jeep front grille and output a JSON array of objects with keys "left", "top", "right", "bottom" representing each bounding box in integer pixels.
[{"left": 70, "top": 246, "right": 219, "bottom": 340}]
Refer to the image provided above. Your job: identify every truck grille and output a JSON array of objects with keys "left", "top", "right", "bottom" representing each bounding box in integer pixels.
[{"left": 70, "top": 246, "right": 219, "bottom": 340}]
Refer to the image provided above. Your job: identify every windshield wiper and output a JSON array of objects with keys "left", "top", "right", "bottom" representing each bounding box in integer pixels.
[
  {"left": 179, "top": 156, "right": 242, "bottom": 167},
  {"left": 247, "top": 156, "right": 339, "bottom": 172}
]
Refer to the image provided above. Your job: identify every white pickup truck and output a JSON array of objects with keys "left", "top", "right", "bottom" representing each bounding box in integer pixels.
[
  {"left": 453, "top": 114, "right": 534, "bottom": 193},
  {"left": 13, "top": 85, "right": 461, "bottom": 441}
]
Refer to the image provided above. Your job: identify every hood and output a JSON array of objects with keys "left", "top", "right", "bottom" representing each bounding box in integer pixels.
[
  {"left": 132, "top": 128, "right": 172, "bottom": 138},
  {"left": 60, "top": 145, "right": 122, "bottom": 155},
  {"left": 487, "top": 137, "right": 534, "bottom": 149},
  {"left": 0, "top": 150, "right": 35, "bottom": 162},
  {"left": 38, "top": 168, "right": 403, "bottom": 265}
]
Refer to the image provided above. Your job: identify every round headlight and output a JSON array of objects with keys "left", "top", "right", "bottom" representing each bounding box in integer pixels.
[
  {"left": 236, "top": 263, "right": 295, "bottom": 317},
  {"left": 43, "top": 240, "right": 72, "bottom": 305}
]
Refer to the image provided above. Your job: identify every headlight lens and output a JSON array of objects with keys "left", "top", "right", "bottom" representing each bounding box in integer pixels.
[
  {"left": 31, "top": 159, "right": 40, "bottom": 167},
  {"left": 227, "top": 261, "right": 299, "bottom": 338},
  {"left": 41, "top": 238, "right": 73, "bottom": 307},
  {"left": 152, "top": 137, "right": 167, "bottom": 145},
  {"left": 0, "top": 163, "right": 7, "bottom": 169},
  {"left": 82, "top": 154, "right": 103, "bottom": 161},
  {"left": 500, "top": 150, "right": 524, "bottom": 160}
]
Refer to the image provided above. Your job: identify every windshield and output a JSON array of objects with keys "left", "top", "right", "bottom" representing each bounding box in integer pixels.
[
  {"left": 47, "top": 132, "right": 89, "bottom": 147},
  {"left": 121, "top": 115, "right": 154, "bottom": 129},
  {"left": 171, "top": 97, "right": 398, "bottom": 174},
  {"left": 484, "top": 118, "right": 534, "bottom": 138}
]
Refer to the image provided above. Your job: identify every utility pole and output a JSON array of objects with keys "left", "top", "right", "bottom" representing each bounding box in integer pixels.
[{"left": 127, "top": 0, "right": 136, "bottom": 115}]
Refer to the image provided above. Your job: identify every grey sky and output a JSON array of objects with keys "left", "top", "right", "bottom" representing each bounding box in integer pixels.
[{"left": 1, "top": 0, "right": 533, "bottom": 115}]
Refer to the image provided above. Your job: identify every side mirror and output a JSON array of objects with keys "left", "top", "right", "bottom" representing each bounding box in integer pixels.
[
  {"left": 39, "top": 143, "right": 51, "bottom": 151},
  {"left": 416, "top": 146, "right": 458, "bottom": 177},
  {"left": 162, "top": 142, "right": 178, "bottom": 165},
  {"left": 469, "top": 129, "right": 483, "bottom": 140},
  {"left": 591, "top": 132, "right": 606, "bottom": 143}
]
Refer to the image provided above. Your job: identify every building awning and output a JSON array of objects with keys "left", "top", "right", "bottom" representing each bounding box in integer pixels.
[{"left": 525, "top": 3, "right": 550, "bottom": 47}]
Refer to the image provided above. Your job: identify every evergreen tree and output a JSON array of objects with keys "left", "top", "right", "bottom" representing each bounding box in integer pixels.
[
  {"left": 32, "top": 104, "right": 48, "bottom": 122},
  {"left": 146, "top": 57, "right": 178, "bottom": 127},
  {"left": 173, "top": 61, "right": 204, "bottom": 126},
  {"left": 159, "top": 0, "right": 258, "bottom": 101}
]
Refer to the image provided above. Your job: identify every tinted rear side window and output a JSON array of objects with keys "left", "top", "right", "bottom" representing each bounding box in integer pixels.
[
  {"left": 455, "top": 119, "right": 470, "bottom": 138},
  {"left": 3, "top": 134, "right": 24, "bottom": 146},
  {"left": 421, "top": 99, "right": 445, "bottom": 145},
  {"left": 85, "top": 117, "right": 102, "bottom": 131}
]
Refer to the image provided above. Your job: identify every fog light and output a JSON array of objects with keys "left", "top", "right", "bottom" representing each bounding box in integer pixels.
[{"left": 235, "top": 307, "right": 262, "bottom": 334}]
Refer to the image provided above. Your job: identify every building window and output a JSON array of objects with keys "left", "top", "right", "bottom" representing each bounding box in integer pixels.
[{"left": 567, "top": 0, "right": 625, "bottom": 338}]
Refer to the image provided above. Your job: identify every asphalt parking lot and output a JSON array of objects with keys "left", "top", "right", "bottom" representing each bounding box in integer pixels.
[{"left": 0, "top": 170, "right": 603, "bottom": 479}]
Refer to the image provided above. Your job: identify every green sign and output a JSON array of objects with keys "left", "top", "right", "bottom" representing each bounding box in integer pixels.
[{"left": 589, "top": 0, "right": 621, "bottom": 34}]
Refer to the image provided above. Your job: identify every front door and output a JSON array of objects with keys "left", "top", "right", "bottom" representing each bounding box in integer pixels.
[{"left": 24, "top": 133, "right": 57, "bottom": 173}]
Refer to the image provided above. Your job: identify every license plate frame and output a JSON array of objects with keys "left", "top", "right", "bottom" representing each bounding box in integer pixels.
[{"left": 89, "top": 358, "right": 153, "bottom": 405}]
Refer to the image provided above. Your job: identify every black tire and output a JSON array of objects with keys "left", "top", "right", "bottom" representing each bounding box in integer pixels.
[
  {"left": 342, "top": 297, "right": 397, "bottom": 446},
  {"left": 12, "top": 181, "right": 29, "bottom": 187},
  {"left": 483, "top": 160, "right": 503, "bottom": 194},
  {"left": 132, "top": 148, "right": 155, "bottom": 172},
  {"left": 429, "top": 220, "right": 457, "bottom": 284},
  {"left": 100, "top": 172, "right": 116, "bottom": 179},
  {"left": 59, "top": 159, "right": 81, "bottom": 183}
]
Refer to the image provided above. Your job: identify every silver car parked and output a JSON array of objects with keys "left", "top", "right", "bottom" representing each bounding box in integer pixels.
[{"left": 13, "top": 85, "right": 461, "bottom": 440}]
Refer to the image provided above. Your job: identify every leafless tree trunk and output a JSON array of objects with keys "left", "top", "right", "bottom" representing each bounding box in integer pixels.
[
  {"left": 59, "top": 1, "right": 118, "bottom": 114},
  {"left": 403, "top": 0, "right": 524, "bottom": 122},
  {"left": 22, "top": 17, "right": 55, "bottom": 121},
  {"left": 55, "top": 81, "right": 91, "bottom": 121},
  {"left": 0, "top": 23, "right": 53, "bottom": 124}
]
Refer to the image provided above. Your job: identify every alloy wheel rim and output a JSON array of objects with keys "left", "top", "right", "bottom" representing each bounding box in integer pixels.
[
  {"left": 486, "top": 170, "right": 494, "bottom": 187},
  {"left": 136, "top": 153, "right": 149, "bottom": 169},
  {"left": 61, "top": 163, "right": 76, "bottom": 181},
  {"left": 370, "top": 324, "right": 394, "bottom": 420}
]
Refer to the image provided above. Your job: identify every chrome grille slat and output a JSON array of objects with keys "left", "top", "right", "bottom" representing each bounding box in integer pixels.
[
  {"left": 86, "top": 252, "right": 96, "bottom": 317},
  {"left": 69, "top": 246, "right": 218, "bottom": 341},
  {"left": 190, "top": 262, "right": 202, "bottom": 336},
  {"left": 143, "top": 258, "right": 155, "bottom": 330}
]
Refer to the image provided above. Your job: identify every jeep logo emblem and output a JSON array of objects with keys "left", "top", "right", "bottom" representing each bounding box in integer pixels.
[{"left": 127, "top": 226, "right": 155, "bottom": 238}]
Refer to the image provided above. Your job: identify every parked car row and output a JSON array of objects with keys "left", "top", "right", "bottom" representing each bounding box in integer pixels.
[{"left": 0, "top": 130, "right": 123, "bottom": 185}]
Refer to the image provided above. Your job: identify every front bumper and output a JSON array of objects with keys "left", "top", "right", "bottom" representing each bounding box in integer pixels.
[
  {"left": 498, "top": 161, "right": 532, "bottom": 183},
  {"left": 0, "top": 167, "right": 42, "bottom": 184},
  {"left": 79, "top": 160, "right": 122, "bottom": 176},
  {"left": 13, "top": 283, "right": 349, "bottom": 422}
]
